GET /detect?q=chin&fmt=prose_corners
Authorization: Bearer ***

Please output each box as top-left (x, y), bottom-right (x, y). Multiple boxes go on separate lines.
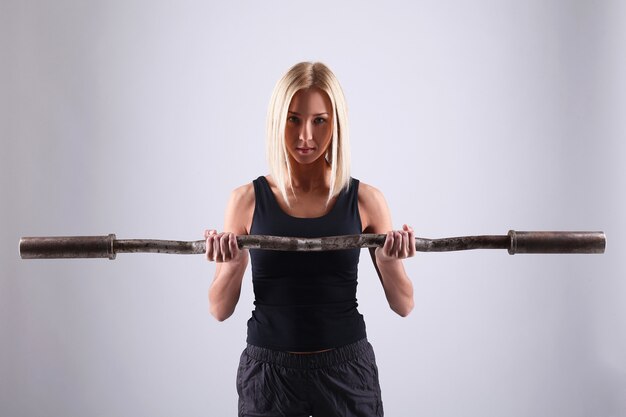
top-left (289, 153), bottom-right (323, 165)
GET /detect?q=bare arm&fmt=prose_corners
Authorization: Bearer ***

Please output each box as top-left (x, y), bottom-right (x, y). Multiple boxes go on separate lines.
top-left (206, 184), bottom-right (254, 321)
top-left (359, 183), bottom-right (415, 317)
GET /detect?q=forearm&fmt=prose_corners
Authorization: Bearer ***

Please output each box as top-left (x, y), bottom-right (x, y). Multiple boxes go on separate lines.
top-left (208, 256), bottom-right (248, 321)
top-left (375, 258), bottom-right (414, 317)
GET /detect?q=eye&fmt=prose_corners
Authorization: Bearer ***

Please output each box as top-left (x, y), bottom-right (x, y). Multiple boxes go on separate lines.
top-left (287, 116), bottom-right (299, 123)
top-left (314, 117), bottom-right (327, 125)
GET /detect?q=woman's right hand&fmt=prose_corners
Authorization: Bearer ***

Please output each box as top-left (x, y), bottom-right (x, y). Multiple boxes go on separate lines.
top-left (204, 229), bottom-right (243, 263)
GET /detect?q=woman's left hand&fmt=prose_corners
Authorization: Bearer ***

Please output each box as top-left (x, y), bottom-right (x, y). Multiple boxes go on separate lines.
top-left (375, 224), bottom-right (416, 263)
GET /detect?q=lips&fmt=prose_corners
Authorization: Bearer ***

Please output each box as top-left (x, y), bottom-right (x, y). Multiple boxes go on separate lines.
top-left (297, 147), bottom-right (315, 154)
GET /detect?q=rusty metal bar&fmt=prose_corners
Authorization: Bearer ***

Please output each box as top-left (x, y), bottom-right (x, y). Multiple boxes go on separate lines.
top-left (19, 231), bottom-right (606, 260)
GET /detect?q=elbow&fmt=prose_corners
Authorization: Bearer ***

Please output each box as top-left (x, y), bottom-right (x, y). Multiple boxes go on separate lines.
top-left (391, 299), bottom-right (414, 318)
top-left (211, 312), bottom-right (230, 322)
top-left (208, 288), bottom-right (234, 322)
top-left (209, 303), bottom-right (232, 322)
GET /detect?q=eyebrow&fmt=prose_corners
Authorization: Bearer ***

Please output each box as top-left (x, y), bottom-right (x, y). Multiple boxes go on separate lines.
top-left (288, 111), bottom-right (329, 116)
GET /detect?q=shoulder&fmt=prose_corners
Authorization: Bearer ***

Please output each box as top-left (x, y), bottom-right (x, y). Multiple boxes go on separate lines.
top-left (228, 181), bottom-right (257, 213)
top-left (357, 181), bottom-right (387, 209)
top-left (224, 181), bottom-right (257, 234)
top-left (230, 181), bottom-right (255, 204)
top-left (357, 181), bottom-right (392, 233)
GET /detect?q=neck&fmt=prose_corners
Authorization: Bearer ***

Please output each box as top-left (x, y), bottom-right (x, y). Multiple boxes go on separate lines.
top-left (287, 157), bottom-right (331, 191)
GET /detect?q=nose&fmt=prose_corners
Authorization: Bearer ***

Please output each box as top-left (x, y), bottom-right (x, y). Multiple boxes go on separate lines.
top-left (299, 120), bottom-right (313, 142)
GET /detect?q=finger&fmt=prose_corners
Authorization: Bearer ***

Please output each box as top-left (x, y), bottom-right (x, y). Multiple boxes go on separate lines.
top-left (401, 230), bottom-right (409, 258)
top-left (205, 236), bottom-right (214, 261)
top-left (229, 233), bottom-right (239, 258)
top-left (213, 234), bottom-right (220, 262)
top-left (220, 233), bottom-right (229, 262)
top-left (407, 226), bottom-right (416, 257)
top-left (393, 231), bottom-right (403, 257)
top-left (383, 231), bottom-right (395, 256)
top-left (376, 232), bottom-right (393, 256)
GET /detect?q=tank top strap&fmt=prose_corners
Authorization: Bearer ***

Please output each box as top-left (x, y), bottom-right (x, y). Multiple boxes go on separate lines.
top-left (252, 175), bottom-right (275, 216)
top-left (328, 177), bottom-right (361, 230)
top-left (347, 177), bottom-right (360, 215)
top-left (325, 177), bottom-right (356, 215)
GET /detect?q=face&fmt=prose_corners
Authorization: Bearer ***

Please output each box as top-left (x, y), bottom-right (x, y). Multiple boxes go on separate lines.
top-left (284, 87), bottom-right (334, 166)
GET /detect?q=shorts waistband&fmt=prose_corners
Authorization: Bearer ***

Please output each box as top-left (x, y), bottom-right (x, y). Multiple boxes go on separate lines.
top-left (244, 338), bottom-right (372, 370)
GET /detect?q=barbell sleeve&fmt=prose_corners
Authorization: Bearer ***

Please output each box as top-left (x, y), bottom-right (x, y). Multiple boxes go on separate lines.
top-left (507, 230), bottom-right (606, 254)
top-left (19, 231), bottom-right (606, 260)
top-left (19, 234), bottom-right (118, 260)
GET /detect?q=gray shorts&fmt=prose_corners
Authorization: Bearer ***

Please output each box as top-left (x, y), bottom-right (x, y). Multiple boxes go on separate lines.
top-left (236, 338), bottom-right (384, 417)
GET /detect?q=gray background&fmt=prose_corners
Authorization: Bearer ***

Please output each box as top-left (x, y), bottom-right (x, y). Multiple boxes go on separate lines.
top-left (2, 0), bottom-right (625, 416)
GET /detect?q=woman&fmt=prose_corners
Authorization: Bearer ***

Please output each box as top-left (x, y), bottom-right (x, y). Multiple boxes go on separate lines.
top-left (205, 62), bottom-right (415, 417)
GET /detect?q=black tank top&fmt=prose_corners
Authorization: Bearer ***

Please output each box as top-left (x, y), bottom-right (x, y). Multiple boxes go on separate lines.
top-left (247, 175), bottom-right (367, 351)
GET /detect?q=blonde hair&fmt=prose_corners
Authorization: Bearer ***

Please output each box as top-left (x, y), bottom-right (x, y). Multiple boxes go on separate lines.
top-left (266, 62), bottom-right (351, 207)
